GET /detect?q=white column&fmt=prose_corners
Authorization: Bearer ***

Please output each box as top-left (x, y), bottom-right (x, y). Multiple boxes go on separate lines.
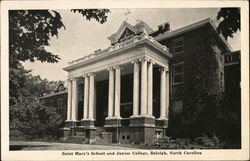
top-left (71, 78), bottom-right (78, 121)
top-left (141, 59), bottom-right (148, 116)
top-left (132, 60), bottom-right (139, 117)
top-left (114, 66), bottom-right (121, 118)
top-left (108, 67), bottom-right (115, 118)
top-left (147, 60), bottom-right (153, 117)
top-left (159, 67), bottom-right (167, 119)
top-left (94, 82), bottom-right (96, 120)
top-left (166, 68), bottom-right (169, 119)
top-left (66, 79), bottom-right (72, 121)
top-left (83, 75), bottom-right (89, 120)
top-left (88, 73), bottom-right (95, 120)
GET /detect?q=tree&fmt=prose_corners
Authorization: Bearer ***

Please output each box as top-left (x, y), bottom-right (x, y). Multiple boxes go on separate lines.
top-left (216, 8), bottom-right (240, 40)
top-left (71, 9), bottom-right (110, 24)
top-left (9, 65), bottom-right (64, 133)
top-left (9, 9), bottom-right (110, 65)
top-left (9, 9), bottom-right (110, 139)
top-left (187, 31), bottom-right (222, 113)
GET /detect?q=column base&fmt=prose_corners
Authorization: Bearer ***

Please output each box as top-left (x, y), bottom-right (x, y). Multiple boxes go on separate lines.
top-left (129, 116), bottom-right (155, 145)
top-left (104, 117), bottom-right (122, 143)
top-left (129, 116), bottom-right (155, 127)
top-left (81, 119), bottom-right (96, 144)
top-left (64, 120), bottom-right (79, 128)
top-left (81, 119), bottom-right (96, 129)
top-left (156, 118), bottom-right (168, 128)
top-left (85, 128), bottom-right (96, 144)
top-left (104, 117), bottom-right (121, 128)
top-left (59, 127), bottom-right (71, 140)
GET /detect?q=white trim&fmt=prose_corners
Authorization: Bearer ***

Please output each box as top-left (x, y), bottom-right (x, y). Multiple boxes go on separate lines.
top-left (40, 91), bottom-right (67, 99)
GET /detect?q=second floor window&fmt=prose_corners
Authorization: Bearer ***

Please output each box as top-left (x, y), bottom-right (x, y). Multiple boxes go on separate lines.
top-left (173, 62), bottom-right (184, 84)
top-left (174, 38), bottom-right (184, 54)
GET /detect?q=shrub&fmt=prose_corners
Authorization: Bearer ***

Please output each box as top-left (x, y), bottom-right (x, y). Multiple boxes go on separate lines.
top-left (194, 134), bottom-right (221, 149)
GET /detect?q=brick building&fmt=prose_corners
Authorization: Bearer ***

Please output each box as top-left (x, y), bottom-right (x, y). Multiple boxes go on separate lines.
top-left (42, 18), bottom-right (235, 144)
top-left (40, 83), bottom-right (68, 121)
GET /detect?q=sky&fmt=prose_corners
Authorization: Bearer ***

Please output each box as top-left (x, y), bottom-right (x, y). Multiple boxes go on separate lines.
top-left (22, 8), bottom-right (241, 81)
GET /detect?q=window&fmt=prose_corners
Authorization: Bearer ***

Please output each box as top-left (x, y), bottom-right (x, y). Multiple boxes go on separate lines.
top-left (58, 98), bottom-right (63, 108)
top-left (173, 62), bottom-right (184, 84)
top-left (174, 38), bottom-right (184, 54)
top-left (173, 99), bottom-right (183, 114)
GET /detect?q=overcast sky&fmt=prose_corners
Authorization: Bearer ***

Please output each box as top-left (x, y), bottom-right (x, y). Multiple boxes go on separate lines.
top-left (22, 8), bottom-right (241, 81)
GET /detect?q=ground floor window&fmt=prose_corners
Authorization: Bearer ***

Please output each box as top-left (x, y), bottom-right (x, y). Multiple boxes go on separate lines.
top-left (172, 99), bottom-right (183, 114)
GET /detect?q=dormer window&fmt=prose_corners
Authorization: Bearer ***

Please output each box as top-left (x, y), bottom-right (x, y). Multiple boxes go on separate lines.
top-left (174, 38), bottom-right (184, 54)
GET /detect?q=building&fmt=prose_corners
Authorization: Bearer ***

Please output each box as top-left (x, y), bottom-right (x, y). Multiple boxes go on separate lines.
top-left (224, 50), bottom-right (241, 113)
top-left (40, 83), bottom-right (68, 121)
top-left (58, 18), bottom-right (232, 144)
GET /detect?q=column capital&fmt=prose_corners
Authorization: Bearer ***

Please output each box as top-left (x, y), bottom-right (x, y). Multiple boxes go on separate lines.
top-left (131, 59), bottom-right (139, 64)
top-left (71, 77), bottom-right (79, 81)
top-left (88, 73), bottom-right (95, 77)
top-left (139, 57), bottom-right (149, 62)
top-left (148, 59), bottom-right (155, 65)
top-left (83, 74), bottom-right (88, 78)
top-left (159, 66), bottom-right (169, 72)
top-left (107, 67), bottom-right (113, 71)
top-left (114, 65), bottom-right (121, 69)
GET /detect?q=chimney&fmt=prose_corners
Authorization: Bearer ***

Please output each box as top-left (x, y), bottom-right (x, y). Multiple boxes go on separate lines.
top-left (157, 22), bottom-right (170, 34)
top-left (158, 24), bottom-right (164, 32)
top-left (164, 22), bottom-right (170, 32)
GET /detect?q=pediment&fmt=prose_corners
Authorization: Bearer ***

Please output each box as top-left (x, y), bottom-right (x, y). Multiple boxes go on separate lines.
top-left (119, 28), bottom-right (135, 42)
top-left (108, 21), bottom-right (136, 45)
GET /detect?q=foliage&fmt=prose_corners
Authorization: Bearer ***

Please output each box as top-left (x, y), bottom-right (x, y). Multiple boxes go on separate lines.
top-left (155, 135), bottom-right (222, 149)
top-left (9, 9), bottom-right (110, 139)
top-left (217, 8), bottom-right (240, 40)
top-left (166, 28), bottom-right (240, 148)
top-left (193, 134), bottom-right (220, 148)
top-left (71, 9), bottom-right (110, 24)
top-left (9, 63), bottom-right (65, 139)
top-left (184, 29), bottom-right (222, 123)
top-left (9, 10), bottom-right (64, 64)
top-left (9, 9), bottom-right (110, 65)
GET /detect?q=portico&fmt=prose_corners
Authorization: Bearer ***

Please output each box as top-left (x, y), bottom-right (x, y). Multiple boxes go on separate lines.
top-left (63, 25), bottom-right (172, 144)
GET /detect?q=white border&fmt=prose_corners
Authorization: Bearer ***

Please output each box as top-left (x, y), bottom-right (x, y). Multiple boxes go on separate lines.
top-left (1, 0), bottom-right (249, 160)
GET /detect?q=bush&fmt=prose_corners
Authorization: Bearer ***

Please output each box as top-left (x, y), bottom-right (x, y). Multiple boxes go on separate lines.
top-left (10, 98), bottom-right (65, 140)
top-left (194, 134), bottom-right (221, 149)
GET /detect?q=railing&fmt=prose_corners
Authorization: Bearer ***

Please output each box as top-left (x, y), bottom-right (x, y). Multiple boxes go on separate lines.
top-left (68, 32), bottom-right (169, 66)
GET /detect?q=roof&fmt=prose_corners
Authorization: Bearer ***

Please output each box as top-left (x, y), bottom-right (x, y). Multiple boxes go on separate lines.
top-left (154, 18), bottom-right (232, 52)
top-left (40, 90), bottom-right (67, 99)
top-left (108, 20), bottom-right (154, 45)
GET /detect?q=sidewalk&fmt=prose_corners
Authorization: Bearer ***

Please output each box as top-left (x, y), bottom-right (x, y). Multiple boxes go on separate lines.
top-left (9, 141), bottom-right (154, 150)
